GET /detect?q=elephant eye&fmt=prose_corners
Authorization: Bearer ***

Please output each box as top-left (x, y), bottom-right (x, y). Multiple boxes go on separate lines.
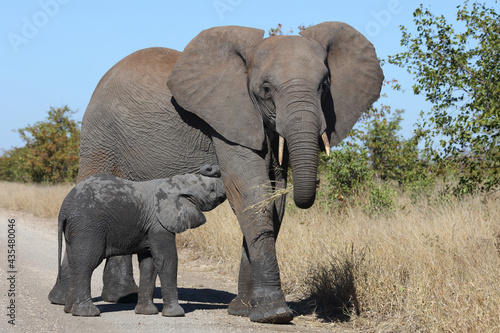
top-left (262, 84), bottom-right (272, 99)
top-left (321, 78), bottom-right (330, 93)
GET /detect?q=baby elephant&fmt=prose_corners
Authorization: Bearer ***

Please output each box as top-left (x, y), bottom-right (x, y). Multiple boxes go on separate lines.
top-left (55, 164), bottom-right (225, 317)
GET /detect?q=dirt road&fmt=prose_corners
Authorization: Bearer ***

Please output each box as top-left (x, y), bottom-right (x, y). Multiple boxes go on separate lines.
top-left (0, 209), bottom-right (335, 332)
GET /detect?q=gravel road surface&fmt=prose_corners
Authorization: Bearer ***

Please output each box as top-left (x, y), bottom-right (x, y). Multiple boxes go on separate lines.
top-left (1, 209), bottom-right (337, 332)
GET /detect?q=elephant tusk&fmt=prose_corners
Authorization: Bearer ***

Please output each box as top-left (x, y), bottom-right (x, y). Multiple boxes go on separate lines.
top-left (322, 132), bottom-right (330, 156)
top-left (278, 136), bottom-right (285, 166)
top-left (278, 134), bottom-right (329, 165)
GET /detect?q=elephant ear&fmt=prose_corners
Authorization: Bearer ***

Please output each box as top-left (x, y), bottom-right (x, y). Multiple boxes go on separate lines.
top-left (167, 26), bottom-right (265, 151)
top-left (155, 187), bottom-right (206, 234)
top-left (300, 22), bottom-right (384, 147)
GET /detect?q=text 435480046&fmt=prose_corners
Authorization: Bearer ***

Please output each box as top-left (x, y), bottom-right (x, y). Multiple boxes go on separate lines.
top-left (7, 218), bottom-right (16, 326)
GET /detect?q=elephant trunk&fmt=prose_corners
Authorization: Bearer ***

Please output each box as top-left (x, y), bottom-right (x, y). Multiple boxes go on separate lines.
top-left (283, 112), bottom-right (321, 209)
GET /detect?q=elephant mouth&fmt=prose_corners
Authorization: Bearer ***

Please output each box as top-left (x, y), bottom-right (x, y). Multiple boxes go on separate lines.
top-left (183, 194), bottom-right (199, 207)
top-left (278, 132), bottom-right (330, 165)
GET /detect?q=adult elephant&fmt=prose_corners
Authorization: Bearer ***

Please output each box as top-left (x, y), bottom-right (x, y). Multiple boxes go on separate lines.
top-left (49, 22), bottom-right (383, 323)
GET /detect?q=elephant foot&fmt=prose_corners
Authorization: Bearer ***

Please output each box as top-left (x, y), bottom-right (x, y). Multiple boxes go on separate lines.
top-left (161, 303), bottom-right (185, 317)
top-left (48, 280), bottom-right (68, 305)
top-left (135, 302), bottom-right (159, 315)
top-left (249, 289), bottom-right (293, 324)
top-left (101, 283), bottom-right (138, 303)
top-left (227, 295), bottom-right (252, 317)
top-left (67, 299), bottom-right (100, 317)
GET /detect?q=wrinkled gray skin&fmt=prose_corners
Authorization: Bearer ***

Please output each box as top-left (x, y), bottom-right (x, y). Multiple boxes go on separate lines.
top-left (49, 22), bottom-right (383, 323)
top-left (53, 165), bottom-right (226, 317)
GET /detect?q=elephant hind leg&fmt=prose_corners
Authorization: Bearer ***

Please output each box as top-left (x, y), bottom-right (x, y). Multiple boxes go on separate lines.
top-left (101, 255), bottom-right (138, 303)
top-left (64, 242), bottom-right (103, 316)
top-left (48, 253), bottom-right (70, 305)
top-left (64, 226), bottom-right (106, 317)
top-left (69, 295), bottom-right (100, 317)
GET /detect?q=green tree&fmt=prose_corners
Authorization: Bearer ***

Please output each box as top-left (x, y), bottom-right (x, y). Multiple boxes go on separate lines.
top-left (320, 141), bottom-right (373, 207)
top-left (268, 23), bottom-right (307, 37)
top-left (0, 106), bottom-right (81, 183)
top-left (388, 1), bottom-right (500, 194)
top-left (0, 146), bottom-right (30, 182)
top-left (360, 108), bottom-right (434, 188)
top-left (320, 84), bottom-right (435, 209)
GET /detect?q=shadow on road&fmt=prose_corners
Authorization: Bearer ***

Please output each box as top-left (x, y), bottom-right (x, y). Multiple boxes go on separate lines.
top-left (93, 287), bottom-right (352, 323)
top-left (94, 287), bottom-right (236, 314)
top-left (287, 297), bottom-right (353, 323)
top-left (178, 287), bottom-right (235, 313)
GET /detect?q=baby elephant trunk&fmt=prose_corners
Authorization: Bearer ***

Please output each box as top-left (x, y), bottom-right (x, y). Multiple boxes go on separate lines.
top-left (200, 164), bottom-right (221, 178)
top-left (198, 164), bottom-right (226, 211)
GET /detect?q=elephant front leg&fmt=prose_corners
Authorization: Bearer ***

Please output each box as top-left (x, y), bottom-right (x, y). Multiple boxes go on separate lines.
top-left (229, 174), bottom-right (288, 319)
top-left (213, 136), bottom-right (293, 324)
top-left (135, 252), bottom-right (159, 315)
top-left (240, 212), bottom-right (292, 324)
top-left (149, 232), bottom-right (185, 317)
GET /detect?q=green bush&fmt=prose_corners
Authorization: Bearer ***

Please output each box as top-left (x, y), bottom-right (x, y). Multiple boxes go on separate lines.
top-left (319, 106), bottom-right (436, 213)
top-left (0, 106), bottom-right (80, 183)
top-left (0, 147), bottom-right (31, 182)
top-left (360, 109), bottom-right (436, 191)
top-left (321, 142), bottom-right (373, 207)
top-left (363, 184), bottom-right (397, 216)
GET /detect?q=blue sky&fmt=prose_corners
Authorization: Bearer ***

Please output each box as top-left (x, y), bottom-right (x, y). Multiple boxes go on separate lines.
top-left (1, 1), bottom-right (493, 152)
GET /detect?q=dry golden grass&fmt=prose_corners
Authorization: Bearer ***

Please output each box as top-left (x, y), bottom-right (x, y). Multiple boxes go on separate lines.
top-left (182, 191), bottom-right (500, 332)
top-left (0, 181), bottom-right (74, 217)
top-left (2, 180), bottom-right (498, 332)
